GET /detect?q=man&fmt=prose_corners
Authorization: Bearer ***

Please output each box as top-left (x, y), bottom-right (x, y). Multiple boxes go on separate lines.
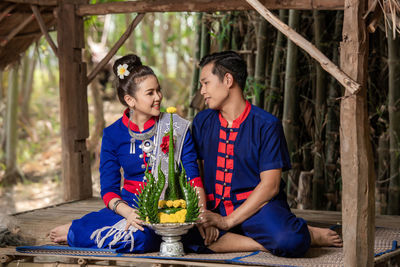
top-left (192, 51), bottom-right (342, 257)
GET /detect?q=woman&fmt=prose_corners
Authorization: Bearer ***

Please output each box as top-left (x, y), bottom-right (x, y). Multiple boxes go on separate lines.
top-left (49, 54), bottom-right (217, 253)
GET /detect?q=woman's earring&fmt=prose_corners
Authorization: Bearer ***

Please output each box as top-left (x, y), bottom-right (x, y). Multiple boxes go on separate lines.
top-left (129, 108), bottom-right (134, 118)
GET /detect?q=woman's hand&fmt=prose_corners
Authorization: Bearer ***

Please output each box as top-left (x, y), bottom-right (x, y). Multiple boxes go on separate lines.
top-left (124, 208), bottom-right (144, 231)
top-left (201, 210), bottom-right (231, 231)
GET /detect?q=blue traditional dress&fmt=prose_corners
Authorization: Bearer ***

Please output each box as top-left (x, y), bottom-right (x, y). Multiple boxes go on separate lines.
top-left (192, 101), bottom-right (311, 257)
top-left (67, 109), bottom-right (203, 253)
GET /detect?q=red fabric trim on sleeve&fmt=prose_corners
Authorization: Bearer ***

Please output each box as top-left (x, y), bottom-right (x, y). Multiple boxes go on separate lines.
top-left (236, 190), bottom-right (254, 201)
top-left (188, 177), bottom-right (204, 188)
top-left (103, 192), bottom-right (122, 208)
top-left (123, 180), bottom-right (146, 194)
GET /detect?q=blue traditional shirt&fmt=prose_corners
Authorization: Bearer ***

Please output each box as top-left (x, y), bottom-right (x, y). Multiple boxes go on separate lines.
top-left (192, 101), bottom-right (291, 216)
top-left (100, 109), bottom-right (203, 207)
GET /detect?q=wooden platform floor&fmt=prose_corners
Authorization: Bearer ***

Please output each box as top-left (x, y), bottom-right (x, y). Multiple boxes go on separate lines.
top-left (1, 197), bottom-right (400, 266)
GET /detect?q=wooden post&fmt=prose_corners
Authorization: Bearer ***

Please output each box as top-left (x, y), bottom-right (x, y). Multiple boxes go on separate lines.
top-left (57, 0), bottom-right (92, 201)
top-left (340, 0), bottom-right (375, 265)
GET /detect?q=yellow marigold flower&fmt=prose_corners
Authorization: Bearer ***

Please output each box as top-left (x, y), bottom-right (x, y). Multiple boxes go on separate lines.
top-left (176, 213), bottom-right (185, 223)
top-left (168, 213), bottom-right (177, 223)
top-left (180, 199), bottom-right (187, 208)
top-left (173, 200), bottom-right (181, 208)
top-left (158, 200), bottom-right (166, 208)
top-left (166, 107), bottom-right (177, 114)
top-left (159, 212), bottom-right (168, 223)
top-left (146, 216), bottom-right (149, 223)
top-left (176, 209), bottom-right (187, 223)
top-left (166, 200), bottom-right (174, 208)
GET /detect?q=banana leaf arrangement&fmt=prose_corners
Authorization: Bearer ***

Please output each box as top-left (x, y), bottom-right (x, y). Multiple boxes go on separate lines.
top-left (135, 107), bottom-right (200, 224)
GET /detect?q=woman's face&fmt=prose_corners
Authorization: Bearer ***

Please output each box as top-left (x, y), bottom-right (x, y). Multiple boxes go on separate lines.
top-left (125, 75), bottom-right (163, 119)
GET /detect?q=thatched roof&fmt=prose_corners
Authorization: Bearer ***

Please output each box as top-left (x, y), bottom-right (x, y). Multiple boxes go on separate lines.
top-left (0, 1), bottom-right (57, 70)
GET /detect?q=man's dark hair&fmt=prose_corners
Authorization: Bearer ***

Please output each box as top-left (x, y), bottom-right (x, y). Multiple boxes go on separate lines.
top-left (199, 51), bottom-right (248, 90)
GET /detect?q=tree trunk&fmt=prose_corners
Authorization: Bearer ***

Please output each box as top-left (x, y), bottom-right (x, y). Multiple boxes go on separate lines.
top-left (312, 10), bottom-right (326, 210)
top-left (388, 29), bottom-right (400, 215)
top-left (244, 12), bottom-right (256, 81)
top-left (3, 64), bottom-right (22, 186)
top-left (325, 11), bottom-right (342, 211)
top-left (0, 70), bottom-right (4, 153)
top-left (254, 16), bottom-right (268, 108)
top-left (282, 9), bottom-right (300, 201)
top-left (87, 79), bottom-right (105, 154)
top-left (20, 48), bottom-right (37, 125)
top-left (267, 10), bottom-right (287, 117)
top-left (189, 13), bottom-right (203, 119)
top-left (142, 14), bottom-right (156, 66)
top-left (297, 170), bottom-right (313, 209)
top-left (125, 14), bottom-right (136, 52)
top-left (157, 13), bottom-right (168, 76)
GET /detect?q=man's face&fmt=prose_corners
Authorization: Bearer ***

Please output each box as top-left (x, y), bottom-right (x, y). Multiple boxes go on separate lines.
top-left (199, 63), bottom-right (229, 110)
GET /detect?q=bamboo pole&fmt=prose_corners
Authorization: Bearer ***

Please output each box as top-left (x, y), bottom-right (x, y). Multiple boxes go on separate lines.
top-left (246, 0), bottom-right (361, 95)
top-left (282, 9), bottom-right (300, 200)
top-left (86, 13), bottom-right (144, 85)
top-left (312, 10), bottom-right (326, 210)
top-left (31, 5), bottom-right (58, 57)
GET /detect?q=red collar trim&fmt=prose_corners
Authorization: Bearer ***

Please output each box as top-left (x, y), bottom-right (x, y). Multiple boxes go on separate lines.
top-left (122, 108), bottom-right (156, 132)
top-left (218, 101), bottom-right (251, 128)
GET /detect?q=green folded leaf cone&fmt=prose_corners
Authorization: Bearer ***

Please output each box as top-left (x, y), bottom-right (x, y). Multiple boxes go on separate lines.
top-left (136, 111), bottom-right (199, 223)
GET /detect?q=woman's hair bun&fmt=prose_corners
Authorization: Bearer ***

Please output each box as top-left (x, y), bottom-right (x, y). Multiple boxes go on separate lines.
top-left (113, 54), bottom-right (143, 78)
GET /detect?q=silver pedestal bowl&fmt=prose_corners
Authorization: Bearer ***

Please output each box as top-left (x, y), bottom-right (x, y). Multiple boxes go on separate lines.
top-left (144, 222), bottom-right (196, 257)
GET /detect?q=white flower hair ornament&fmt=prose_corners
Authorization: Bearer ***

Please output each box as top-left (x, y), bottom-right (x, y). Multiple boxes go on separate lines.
top-left (117, 63), bottom-right (130, 79)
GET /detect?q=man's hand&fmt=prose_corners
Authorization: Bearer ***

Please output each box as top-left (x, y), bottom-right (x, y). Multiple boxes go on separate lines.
top-left (197, 225), bottom-right (220, 246)
top-left (201, 210), bottom-right (231, 231)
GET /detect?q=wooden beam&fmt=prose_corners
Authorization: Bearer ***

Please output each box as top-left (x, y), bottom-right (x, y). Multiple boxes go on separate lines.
top-left (0, 13), bottom-right (34, 47)
top-left (340, 0), bottom-right (375, 265)
top-left (87, 13), bottom-right (144, 85)
top-left (0, 4), bottom-right (16, 24)
top-left (246, 0), bottom-right (361, 95)
top-left (76, 0), bottom-right (345, 16)
top-left (31, 5), bottom-right (58, 57)
top-left (57, 0), bottom-right (92, 201)
top-left (4, 0), bottom-right (57, 6)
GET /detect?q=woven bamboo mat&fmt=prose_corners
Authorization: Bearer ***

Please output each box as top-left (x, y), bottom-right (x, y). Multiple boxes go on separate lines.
top-left (15, 227), bottom-right (400, 266)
